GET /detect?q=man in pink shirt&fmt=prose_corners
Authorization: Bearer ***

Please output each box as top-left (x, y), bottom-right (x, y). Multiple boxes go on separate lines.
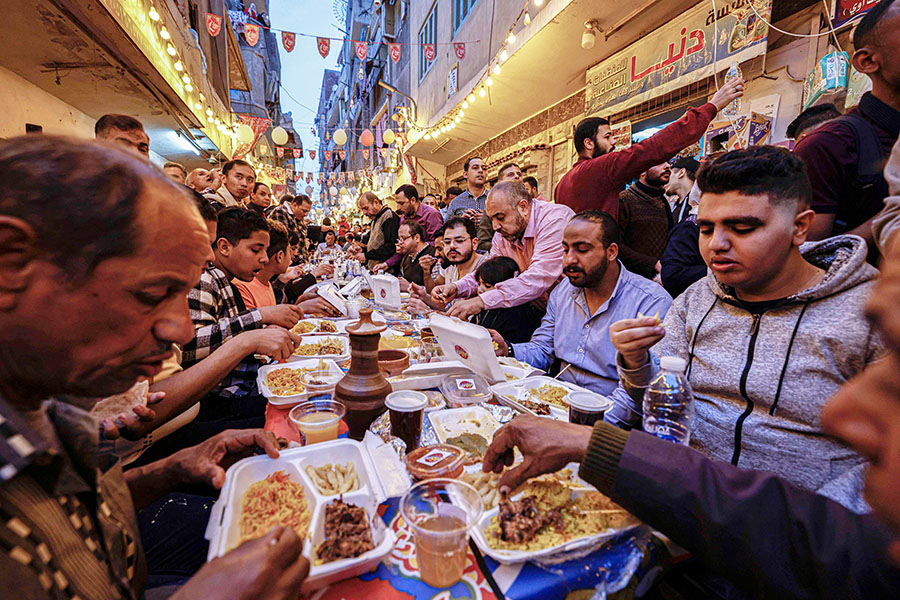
top-left (434, 180), bottom-right (574, 318)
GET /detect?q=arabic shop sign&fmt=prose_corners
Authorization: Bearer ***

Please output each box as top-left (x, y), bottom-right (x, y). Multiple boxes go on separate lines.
top-left (585, 0), bottom-right (772, 117)
top-left (831, 0), bottom-right (879, 28)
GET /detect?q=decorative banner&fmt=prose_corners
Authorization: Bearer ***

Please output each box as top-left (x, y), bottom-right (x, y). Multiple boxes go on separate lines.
top-left (610, 120), bottom-right (633, 150)
top-left (309, 150), bottom-right (316, 159)
top-left (282, 31), bottom-right (295, 52)
top-left (355, 41), bottom-right (368, 60)
top-left (232, 114), bottom-right (271, 160)
top-left (585, 0), bottom-right (771, 117)
top-left (244, 23), bottom-right (260, 46)
top-left (324, 150), bottom-right (332, 161)
top-left (380, 148), bottom-right (389, 158)
top-left (317, 37), bottom-right (330, 58)
top-left (348, 172), bottom-right (355, 181)
top-left (362, 149), bottom-right (370, 160)
top-left (206, 13), bottom-right (222, 37)
top-left (405, 154), bottom-right (418, 185)
top-left (338, 173), bottom-right (345, 183)
top-left (389, 43), bottom-right (402, 63)
top-left (276, 146), bottom-right (284, 157)
top-left (306, 173), bottom-right (313, 183)
top-left (454, 43), bottom-right (466, 60)
top-left (293, 149), bottom-right (301, 158)
top-left (338, 150), bottom-right (346, 160)
top-left (424, 43), bottom-right (436, 63)
top-left (832, 0), bottom-right (879, 27)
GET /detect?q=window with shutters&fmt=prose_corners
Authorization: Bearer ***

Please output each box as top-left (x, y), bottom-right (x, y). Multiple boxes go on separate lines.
top-left (418, 5), bottom-right (437, 81)
top-left (453, 0), bottom-right (478, 35)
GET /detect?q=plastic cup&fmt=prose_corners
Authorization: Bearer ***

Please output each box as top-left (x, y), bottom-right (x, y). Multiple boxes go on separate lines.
top-left (289, 399), bottom-right (346, 445)
top-left (421, 340), bottom-right (443, 363)
top-left (300, 370), bottom-right (343, 401)
top-left (567, 392), bottom-right (609, 427)
top-left (400, 478), bottom-right (483, 588)
top-left (346, 297), bottom-right (366, 319)
top-left (386, 391), bottom-right (427, 452)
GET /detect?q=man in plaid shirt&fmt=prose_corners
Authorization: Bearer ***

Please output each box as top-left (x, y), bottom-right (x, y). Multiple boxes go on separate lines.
top-left (268, 193), bottom-right (312, 257)
top-left (183, 208), bottom-right (303, 413)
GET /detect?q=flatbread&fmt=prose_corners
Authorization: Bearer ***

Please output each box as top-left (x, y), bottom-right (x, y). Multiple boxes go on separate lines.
top-left (91, 380), bottom-right (149, 421)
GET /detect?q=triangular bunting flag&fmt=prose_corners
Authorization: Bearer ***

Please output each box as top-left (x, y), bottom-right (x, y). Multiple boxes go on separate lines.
top-left (454, 43), bottom-right (466, 60)
top-left (354, 41), bottom-right (368, 60)
top-left (389, 43), bottom-right (401, 63)
top-left (324, 150), bottom-right (332, 161)
top-left (276, 147), bottom-right (284, 157)
top-left (206, 13), bottom-right (222, 37)
top-left (362, 149), bottom-right (370, 159)
top-left (424, 43), bottom-right (436, 62)
top-left (244, 23), bottom-right (259, 46)
top-left (380, 148), bottom-right (389, 158)
top-left (338, 150), bottom-right (346, 160)
top-left (293, 149), bottom-right (301, 158)
top-left (317, 37), bottom-right (330, 58)
top-left (309, 150), bottom-right (316, 160)
top-left (281, 32), bottom-right (295, 52)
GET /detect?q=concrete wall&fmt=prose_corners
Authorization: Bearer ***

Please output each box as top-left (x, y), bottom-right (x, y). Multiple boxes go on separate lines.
top-left (0, 66), bottom-right (95, 139)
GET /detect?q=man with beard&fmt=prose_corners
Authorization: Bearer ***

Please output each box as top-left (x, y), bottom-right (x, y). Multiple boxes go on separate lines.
top-left (617, 162), bottom-right (673, 279)
top-left (412, 217), bottom-right (487, 310)
top-left (489, 211), bottom-right (671, 425)
top-left (435, 181), bottom-right (574, 320)
top-left (554, 78), bottom-right (743, 217)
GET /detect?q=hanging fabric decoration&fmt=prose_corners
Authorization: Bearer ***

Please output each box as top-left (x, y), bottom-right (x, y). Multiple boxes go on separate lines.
top-left (281, 31), bottom-right (295, 52)
top-left (348, 171), bottom-right (355, 181)
top-left (306, 172), bottom-right (313, 183)
top-left (338, 150), bottom-right (346, 160)
top-left (389, 43), bottom-right (401, 63)
top-left (244, 23), bottom-right (260, 46)
top-left (424, 43), bottom-right (436, 62)
top-left (324, 150), bottom-right (332, 161)
top-left (362, 149), bottom-right (370, 160)
top-left (206, 13), bottom-right (223, 37)
top-left (454, 43), bottom-right (466, 60)
top-left (380, 148), bottom-right (389, 158)
top-left (309, 150), bottom-right (316, 160)
top-left (317, 173), bottom-right (324, 183)
top-left (354, 41), bottom-right (368, 61)
top-left (317, 37), bottom-right (330, 58)
top-left (276, 147), bottom-right (284, 157)
top-left (292, 149), bottom-right (301, 158)
top-left (338, 172), bottom-right (345, 183)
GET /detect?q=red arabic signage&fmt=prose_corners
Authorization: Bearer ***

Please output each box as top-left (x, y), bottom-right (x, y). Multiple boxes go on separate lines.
top-left (585, 0), bottom-right (771, 116)
top-left (831, 0), bottom-right (879, 27)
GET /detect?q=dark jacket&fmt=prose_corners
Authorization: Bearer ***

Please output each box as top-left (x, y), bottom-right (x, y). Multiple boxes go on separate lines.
top-left (580, 423), bottom-right (900, 599)
top-left (363, 206), bottom-right (400, 265)
top-left (617, 181), bottom-right (673, 279)
top-left (660, 215), bottom-right (706, 298)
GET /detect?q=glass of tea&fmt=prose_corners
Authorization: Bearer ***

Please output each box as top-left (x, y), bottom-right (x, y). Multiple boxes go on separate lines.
top-left (289, 399), bottom-right (346, 445)
top-left (385, 391), bottom-right (427, 452)
top-left (567, 392), bottom-right (610, 427)
top-left (400, 478), bottom-right (482, 589)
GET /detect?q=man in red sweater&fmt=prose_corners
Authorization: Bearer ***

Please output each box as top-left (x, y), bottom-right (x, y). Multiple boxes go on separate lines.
top-left (555, 78), bottom-right (744, 219)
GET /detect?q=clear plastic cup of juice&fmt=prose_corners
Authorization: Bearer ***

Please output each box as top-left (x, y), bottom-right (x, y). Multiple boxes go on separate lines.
top-left (400, 478), bottom-right (482, 588)
top-left (289, 398), bottom-right (345, 445)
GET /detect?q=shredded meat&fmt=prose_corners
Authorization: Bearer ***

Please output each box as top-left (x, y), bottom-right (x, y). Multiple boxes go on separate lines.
top-left (498, 495), bottom-right (566, 543)
top-left (316, 499), bottom-right (374, 562)
top-left (520, 399), bottom-right (551, 416)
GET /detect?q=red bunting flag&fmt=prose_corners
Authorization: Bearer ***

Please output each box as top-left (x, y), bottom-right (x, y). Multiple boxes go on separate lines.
top-left (324, 150), bottom-right (332, 161)
top-left (362, 149), bottom-right (370, 159)
top-left (281, 32), bottom-right (295, 52)
top-left (244, 23), bottom-right (259, 46)
top-left (317, 37), bottom-right (330, 58)
top-left (454, 43), bottom-right (466, 60)
top-left (424, 43), bottom-right (436, 62)
top-left (276, 147), bottom-right (284, 157)
top-left (306, 173), bottom-right (312, 183)
top-left (206, 13), bottom-right (222, 37)
top-left (348, 171), bottom-right (355, 181)
top-left (354, 41), bottom-right (368, 60)
top-left (292, 149), bottom-right (301, 158)
top-left (389, 43), bottom-right (401, 63)
top-left (309, 150), bottom-right (316, 159)
top-left (338, 150), bottom-right (346, 160)
top-left (380, 148), bottom-right (389, 158)
top-left (338, 172), bottom-right (345, 183)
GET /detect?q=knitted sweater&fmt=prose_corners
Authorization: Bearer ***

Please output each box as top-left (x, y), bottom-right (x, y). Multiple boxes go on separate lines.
top-left (617, 182), bottom-right (672, 279)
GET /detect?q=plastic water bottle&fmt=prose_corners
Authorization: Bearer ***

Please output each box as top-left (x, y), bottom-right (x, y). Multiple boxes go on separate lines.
top-left (643, 356), bottom-right (694, 445)
top-left (722, 62), bottom-right (743, 117)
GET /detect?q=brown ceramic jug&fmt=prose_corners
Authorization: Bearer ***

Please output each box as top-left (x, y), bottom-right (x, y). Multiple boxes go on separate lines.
top-left (334, 308), bottom-right (393, 440)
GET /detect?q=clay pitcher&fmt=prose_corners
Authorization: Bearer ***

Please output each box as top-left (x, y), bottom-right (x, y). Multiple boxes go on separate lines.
top-left (334, 308), bottom-right (393, 440)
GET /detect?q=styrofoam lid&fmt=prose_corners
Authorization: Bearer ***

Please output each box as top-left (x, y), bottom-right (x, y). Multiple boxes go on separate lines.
top-left (659, 356), bottom-right (687, 373)
top-left (385, 391), bottom-right (428, 412)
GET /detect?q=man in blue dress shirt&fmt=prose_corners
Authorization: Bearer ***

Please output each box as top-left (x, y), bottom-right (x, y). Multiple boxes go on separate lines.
top-left (490, 210), bottom-right (672, 427)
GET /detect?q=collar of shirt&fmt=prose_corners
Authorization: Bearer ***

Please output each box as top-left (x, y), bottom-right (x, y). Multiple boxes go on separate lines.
top-left (859, 92), bottom-right (900, 137)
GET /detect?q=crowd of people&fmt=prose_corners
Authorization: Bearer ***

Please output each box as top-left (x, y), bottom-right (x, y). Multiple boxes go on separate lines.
top-left (1, 2), bottom-right (900, 598)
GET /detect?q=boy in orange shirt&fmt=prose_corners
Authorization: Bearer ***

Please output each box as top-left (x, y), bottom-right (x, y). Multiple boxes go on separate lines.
top-left (234, 221), bottom-right (292, 309)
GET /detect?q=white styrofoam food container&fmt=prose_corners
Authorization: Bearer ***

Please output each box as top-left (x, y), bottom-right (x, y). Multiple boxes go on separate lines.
top-left (372, 274), bottom-right (402, 311)
top-left (428, 314), bottom-right (506, 384)
top-left (470, 487), bottom-right (640, 565)
top-left (205, 439), bottom-right (399, 592)
top-left (490, 376), bottom-right (612, 421)
top-left (256, 359), bottom-right (344, 406)
top-left (317, 283), bottom-right (348, 315)
top-left (428, 405), bottom-right (502, 444)
top-left (292, 318), bottom-right (345, 336)
top-left (286, 335), bottom-right (350, 363)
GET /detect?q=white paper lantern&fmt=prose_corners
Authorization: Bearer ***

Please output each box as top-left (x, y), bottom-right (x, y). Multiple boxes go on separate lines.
top-left (271, 126), bottom-right (288, 146)
top-left (237, 124), bottom-right (255, 144)
top-left (382, 129), bottom-right (396, 145)
top-left (333, 128), bottom-right (348, 146)
top-left (330, 186), bottom-right (338, 196)
top-left (407, 129), bottom-right (421, 144)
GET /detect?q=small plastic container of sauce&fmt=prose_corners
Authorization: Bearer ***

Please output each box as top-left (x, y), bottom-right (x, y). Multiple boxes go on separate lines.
top-left (405, 444), bottom-right (465, 480)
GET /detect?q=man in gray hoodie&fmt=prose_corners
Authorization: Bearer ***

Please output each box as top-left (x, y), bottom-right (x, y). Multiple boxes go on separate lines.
top-left (609, 146), bottom-right (884, 512)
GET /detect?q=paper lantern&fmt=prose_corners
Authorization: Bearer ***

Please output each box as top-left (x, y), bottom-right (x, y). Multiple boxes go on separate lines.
top-left (330, 186), bottom-right (338, 196)
top-left (305, 185), bottom-right (314, 195)
top-left (271, 126), bottom-right (288, 146)
top-left (333, 128), bottom-right (348, 146)
top-left (237, 124), bottom-right (255, 144)
top-left (360, 128), bottom-right (375, 147)
top-left (382, 129), bottom-right (396, 145)
top-left (407, 129), bottom-right (421, 144)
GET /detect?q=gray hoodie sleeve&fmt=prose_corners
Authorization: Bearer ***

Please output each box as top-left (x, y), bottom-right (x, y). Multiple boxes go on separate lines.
top-left (872, 137), bottom-right (900, 253)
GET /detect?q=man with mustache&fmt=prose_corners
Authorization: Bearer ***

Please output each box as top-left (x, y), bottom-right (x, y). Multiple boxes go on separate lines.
top-left (617, 162), bottom-right (674, 280)
top-left (488, 210), bottom-right (671, 426)
top-left (412, 217), bottom-right (487, 310)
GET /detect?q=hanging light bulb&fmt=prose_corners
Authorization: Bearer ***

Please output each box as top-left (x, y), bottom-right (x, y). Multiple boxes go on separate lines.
top-left (534, 0), bottom-right (543, 5)
top-left (160, 27), bottom-right (170, 40)
top-left (454, 116), bottom-right (461, 124)
top-left (174, 61), bottom-right (184, 71)
top-left (182, 74), bottom-right (191, 84)
top-left (459, 110), bottom-right (465, 118)
top-left (468, 93), bottom-right (476, 103)
top-left (500, 49), bottom-right (509, 61)
top-left (493, 64), bottom-right (501, 75)
top-left (479, 87), bottom-right (486, 97)
top-left (205, 108), bottom-right (213, 117)
top-left (185, 83), bottom-right (193, 92)
top-left (166, 44), bottom-right (176, 56)
top-left (149, 5), bottom-right (160, 21)
top-left (462, 100), bottom-right (469, 109)
top-left (507, 32), bottom-right (516, 44)
top-left (193, 102), bottom-right (202, 110)
top-left (486, 76), bottom-right (494, 86)
top-left (524, 11), bottom-right (531, 25)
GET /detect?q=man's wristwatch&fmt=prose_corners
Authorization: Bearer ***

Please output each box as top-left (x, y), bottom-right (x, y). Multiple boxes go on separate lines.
top-left (507, 344), bottom-right (515, 358)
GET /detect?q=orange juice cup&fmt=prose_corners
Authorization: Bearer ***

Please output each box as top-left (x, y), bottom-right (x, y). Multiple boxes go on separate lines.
top-left (289, 399), bottom-right (345, 445)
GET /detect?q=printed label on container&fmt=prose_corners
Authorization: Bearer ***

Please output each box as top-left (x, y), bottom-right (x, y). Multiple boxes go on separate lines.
top-left (454, 345), bottom-right (469, 360)
top-left (456, 378), bottom-right (475, 391)
top-left (416, 448), bottom-right (455, 467)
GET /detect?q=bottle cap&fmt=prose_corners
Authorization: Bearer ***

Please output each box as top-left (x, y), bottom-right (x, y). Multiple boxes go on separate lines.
top-left (659, 356), bottom-right (687, 373)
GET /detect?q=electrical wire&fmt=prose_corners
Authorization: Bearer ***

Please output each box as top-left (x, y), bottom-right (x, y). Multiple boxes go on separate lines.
top-left (745, 0), bottom-right (865, 38)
